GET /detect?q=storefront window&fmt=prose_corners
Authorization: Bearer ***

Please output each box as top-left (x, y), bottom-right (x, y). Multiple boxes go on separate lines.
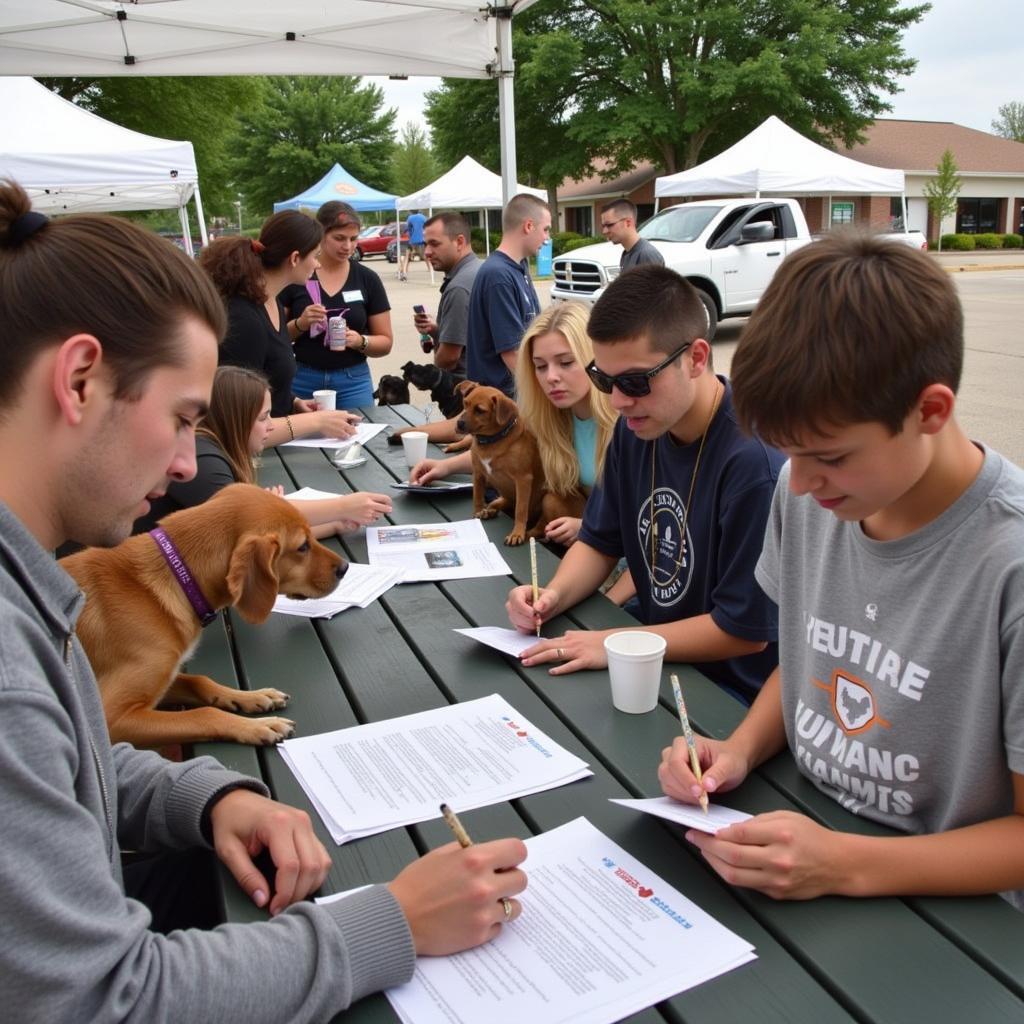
top-left (956, 198), bottom-right (999, 234)
top-left (831, 201), bottom-right (854, 225)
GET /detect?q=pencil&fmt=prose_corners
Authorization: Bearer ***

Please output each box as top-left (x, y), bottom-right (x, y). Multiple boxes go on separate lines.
top-left (529, 536), bottom-right (540, 637)
top-left (439, 802), bottom-right (473, 848)
top-left (670, 673), bottom-right (709, 814)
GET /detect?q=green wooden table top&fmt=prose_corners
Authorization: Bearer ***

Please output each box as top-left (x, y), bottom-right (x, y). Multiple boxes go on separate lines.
top-left (188, 405), bottom-right (1024, 1024)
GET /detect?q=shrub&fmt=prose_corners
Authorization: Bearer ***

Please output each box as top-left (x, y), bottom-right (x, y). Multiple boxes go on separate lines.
top-left (941, 233), bottom-right (975, 251)
top-left (469, 228), bottom-right (503, 255)
top-left (561, 235), bottom-right (605, 254)
top-left (973, 233), bottom-right (1002, 250)
top-left (551, 230), bottom-right (583, 257)
top-left (1002, 233), bottom-right (1023, 249)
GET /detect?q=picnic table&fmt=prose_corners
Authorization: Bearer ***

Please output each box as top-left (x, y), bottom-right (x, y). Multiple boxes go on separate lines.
top-left (192, 404), bottom-right (1024, 1024)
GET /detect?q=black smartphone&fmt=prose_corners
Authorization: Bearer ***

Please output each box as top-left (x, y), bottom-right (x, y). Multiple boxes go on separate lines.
top-left (414, 305), bottom-right (433, 352)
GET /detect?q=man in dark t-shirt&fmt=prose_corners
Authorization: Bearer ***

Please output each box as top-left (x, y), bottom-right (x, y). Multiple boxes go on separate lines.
top-left (600, 198), bottom-right (664, 271)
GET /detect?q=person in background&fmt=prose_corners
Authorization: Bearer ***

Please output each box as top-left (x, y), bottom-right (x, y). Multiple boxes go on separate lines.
top-left (466, 193), bottom-right (550, 397)
top-left (134, 366), bottom-right (391, 537)
top-left (400, 208), bottom-right (427, 281)
top-left (600, 199), bottom-right (664, 270)
top-left (199, 210), bottom-right (358, 446)
top-left (283, 201), bottom-right (394, 410)
top-left (0, 176), bottom-right (528, 1022)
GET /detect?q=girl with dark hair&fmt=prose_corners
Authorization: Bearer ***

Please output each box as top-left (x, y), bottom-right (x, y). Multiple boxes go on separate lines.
top-left (199, 210), bottom-right (359, 446)
top-left (135, 366), bottom-right (391, 536)
top-left (281, 201), bottom-right (394, 409)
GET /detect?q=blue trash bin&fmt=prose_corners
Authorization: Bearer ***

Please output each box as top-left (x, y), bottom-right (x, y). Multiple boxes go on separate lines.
top-left (535, 238), bottom-right (553, 277)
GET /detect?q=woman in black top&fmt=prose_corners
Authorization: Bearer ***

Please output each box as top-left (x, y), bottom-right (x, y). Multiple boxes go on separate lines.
top-left (282, 201), bottom-right (393, 409)
top-left (199, 210), bottom-right (359, 446)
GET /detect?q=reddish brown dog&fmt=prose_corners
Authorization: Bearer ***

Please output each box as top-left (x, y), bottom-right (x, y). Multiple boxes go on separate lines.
top-left (455, 380), bottom-right (584, 545)
top-left (61, 484), bottom-right (346, 748)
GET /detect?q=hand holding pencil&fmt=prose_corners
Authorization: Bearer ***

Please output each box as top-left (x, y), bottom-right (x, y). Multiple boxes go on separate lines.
top-left (670, 674), bottom-right (709, 814)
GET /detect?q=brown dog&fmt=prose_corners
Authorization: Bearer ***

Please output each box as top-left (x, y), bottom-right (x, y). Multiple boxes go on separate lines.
top-left (61, 484), bottom-right (346, 748)
top-left (455, 380), bottom-right (584, 545)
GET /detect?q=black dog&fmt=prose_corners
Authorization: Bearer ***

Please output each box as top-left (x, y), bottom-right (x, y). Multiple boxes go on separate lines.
top-left (374, 374), bottom-right (411, 406)
top-left (400, 361), bottom-right (464, 418)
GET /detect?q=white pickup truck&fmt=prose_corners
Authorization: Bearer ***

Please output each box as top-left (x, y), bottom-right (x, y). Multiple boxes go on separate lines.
top-left (551, 198), bottom-right (924, 339)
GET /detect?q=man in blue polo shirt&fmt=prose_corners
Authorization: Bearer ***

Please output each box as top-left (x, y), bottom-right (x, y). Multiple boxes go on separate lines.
top-left (467, 194), bottom-right (550, 396)
top-left (400, 209), bottom-right (427, 281)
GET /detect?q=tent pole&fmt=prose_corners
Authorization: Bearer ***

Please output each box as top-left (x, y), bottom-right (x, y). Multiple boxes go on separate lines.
top-left (178, 204), bottom-right (193, 257)
top-left (496, 10), bottom-right (517, 205)
top-left (900, 193), bottom-right (908, 233)
top-left (482, 208), bottom-right (489, 255)
top-left (429, 206), bottom-right (435, 286)
top-left (395, 201), bottom-right (402, 276)
top-left (192, 186), bottom-right (209, 247)
top-left (654, 197), bottom-right (660, 215)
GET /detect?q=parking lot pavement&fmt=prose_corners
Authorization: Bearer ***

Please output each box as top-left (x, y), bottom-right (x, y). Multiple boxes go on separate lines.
top-left (370, 257), bottom-right (1023, 467)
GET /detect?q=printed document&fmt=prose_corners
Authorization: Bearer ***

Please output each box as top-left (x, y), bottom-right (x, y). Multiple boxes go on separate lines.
top-left (611, 796), bottom-right (753, 834)
top-left (280, 693), bottom-right (592, 844)
top-left (386, 816), bottom-right (756, 1024)
top-left (282, 421), bottom-right (388, 448)
top-left (366, 519), bottom-right (512, 582)
top-left (272, 562), bottom-right (404, 618)
top-left (455, 626), bottom-right (537, 658)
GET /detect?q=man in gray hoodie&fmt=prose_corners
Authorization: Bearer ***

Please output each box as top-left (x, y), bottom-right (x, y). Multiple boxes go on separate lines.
top-left (0, 180), bottom-right (526, 1023)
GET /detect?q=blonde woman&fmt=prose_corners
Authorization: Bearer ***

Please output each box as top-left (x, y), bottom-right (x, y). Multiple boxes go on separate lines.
top-left (411, 302), bottom-right (616, 546)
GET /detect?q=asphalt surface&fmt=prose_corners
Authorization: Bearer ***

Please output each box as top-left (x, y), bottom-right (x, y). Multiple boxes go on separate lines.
top-left (367, 253), bottom-right (1024, 467)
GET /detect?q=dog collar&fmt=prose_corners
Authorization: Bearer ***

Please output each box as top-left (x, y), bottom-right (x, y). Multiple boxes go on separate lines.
top-left (474, 416), bottom-right (519, 446)
top-left (149, 528), bottom-right (218, 627)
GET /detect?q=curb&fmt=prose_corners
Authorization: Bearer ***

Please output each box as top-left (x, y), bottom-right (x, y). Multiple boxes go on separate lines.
top-left (939, 262), bottom-right (1024, 274)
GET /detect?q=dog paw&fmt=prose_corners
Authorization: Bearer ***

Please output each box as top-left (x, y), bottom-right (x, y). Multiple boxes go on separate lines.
top-left (246, 717), bottom-right (296, 745)
top-left (239, 687), bottom-right (290, 712)
top-left (504, 531), bottom-right (526, 546)
top-left (476, 509), bottom-right (497, 520)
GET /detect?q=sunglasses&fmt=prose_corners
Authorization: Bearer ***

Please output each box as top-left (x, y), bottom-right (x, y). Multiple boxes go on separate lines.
top-left (585, 341), bottom-right (692, 397)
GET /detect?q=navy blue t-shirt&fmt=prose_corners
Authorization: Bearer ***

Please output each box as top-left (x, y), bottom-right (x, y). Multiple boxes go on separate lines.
top-left (579, 379), bottom-right (784, 704)
top-left (467, 251), bottom-right (540, 396)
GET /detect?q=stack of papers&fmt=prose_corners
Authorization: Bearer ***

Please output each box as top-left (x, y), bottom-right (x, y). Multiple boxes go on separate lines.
top-left (282, 421), bottom-right (388, 448)
top-left (366, 519), bottom-right (512, 582)
top-left (279, 694), bottom-right (592, 844)
top-left (384, 816), bottom-right (756, 1024)
top-left (273, 562), bottom-right (404, 619)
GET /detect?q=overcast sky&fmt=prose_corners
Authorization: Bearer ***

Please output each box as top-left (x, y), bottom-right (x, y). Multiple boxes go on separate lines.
top-left (370, 0), bottom-right (1019, 138)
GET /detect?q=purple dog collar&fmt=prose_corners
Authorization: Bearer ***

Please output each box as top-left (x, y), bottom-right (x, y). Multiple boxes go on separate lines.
top-left (149, 527), bottom-right (218, 627)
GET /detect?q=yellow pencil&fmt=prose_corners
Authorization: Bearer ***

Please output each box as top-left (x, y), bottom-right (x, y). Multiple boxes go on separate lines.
top-left (529, 536), bottom-right (541, 637)
top-left (670, 673), bottom-right (709, 814)
top-left (439, 802), bottom-right (473, 848)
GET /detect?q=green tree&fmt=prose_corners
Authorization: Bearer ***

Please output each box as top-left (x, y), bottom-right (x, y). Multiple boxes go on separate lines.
top-left (429, 0), bottom-right (926, 191)
top-left (230, 77), bottom-right (396, 218)
top-left (38, 76), bottom-right (262, 219)
top-left (991, 101), bottom-right (1024, 143)
top-left (391, 123), bottom-right (440, 196)
top-left (923, 148), bottom-right (962, 251)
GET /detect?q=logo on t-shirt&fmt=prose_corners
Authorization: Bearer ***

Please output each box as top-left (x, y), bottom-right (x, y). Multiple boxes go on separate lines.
top-left (813, 669), bottom-right (891, 736)
top-left (640, 486), bottom-right (693, 608)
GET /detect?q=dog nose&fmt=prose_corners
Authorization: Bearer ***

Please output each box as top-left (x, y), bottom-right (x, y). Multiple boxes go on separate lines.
top-left (335, 560), bottom-right (349, 580)
top-left (456, 418), bottom-right (466, 433)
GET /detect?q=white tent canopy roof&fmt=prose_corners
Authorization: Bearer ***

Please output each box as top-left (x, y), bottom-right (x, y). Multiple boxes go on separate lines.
top-left (397, 156), bottom-right (545, 211)
top-left (0, 76), bottom-right (198, 214)
top-left (655, 116), bottom-right (904, 197)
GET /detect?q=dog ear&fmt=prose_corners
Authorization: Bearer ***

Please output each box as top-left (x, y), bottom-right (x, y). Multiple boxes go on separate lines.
top-left (455, 379), bottom-right (478, 398)
top-left (494, 393), bottom-right (518, 427)
top-left (226, 533), bottom-right (282, 623)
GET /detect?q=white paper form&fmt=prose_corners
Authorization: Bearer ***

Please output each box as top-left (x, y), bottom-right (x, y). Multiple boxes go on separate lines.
top-left (611, 796), bottom-right (753, 834)
top-left (280, 694), bottom-right (592, 844)
top-left (272, 563), bottom-right (404, 618)
top-left (454, 626), bottom-right (537, 658)
top-left (386, 816), bottom-right (756, 1024)
top-left (282, 421), bottom-right (388, 448)
top-left (366, 519), bottom-right (512, 582)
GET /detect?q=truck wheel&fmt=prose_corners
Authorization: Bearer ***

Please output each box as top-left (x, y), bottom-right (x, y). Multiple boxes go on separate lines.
top-left (695, 288), bottom-right (718, 341)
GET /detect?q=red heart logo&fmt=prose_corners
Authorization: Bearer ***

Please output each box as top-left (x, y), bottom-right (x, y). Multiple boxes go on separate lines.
top-left (517, 731), bottom-right (527, 737)
top-left (638, 887), bottom-right (653, 898)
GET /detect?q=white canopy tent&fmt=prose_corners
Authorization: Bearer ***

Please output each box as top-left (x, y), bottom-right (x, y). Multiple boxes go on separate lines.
top-left (655, 115), bottom-right (906, 223)
top-left (395, 155), bottom-right (546, 262)
top-left (0, 0), bottom-right (543, 205)
top-left (0, 76), bottom-right (206, 252)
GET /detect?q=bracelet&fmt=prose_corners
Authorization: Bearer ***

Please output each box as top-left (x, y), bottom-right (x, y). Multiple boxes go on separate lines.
top-left (359, 334), bottom-right (369, 353)
top-left (285, 415), bottom-right (295, 441)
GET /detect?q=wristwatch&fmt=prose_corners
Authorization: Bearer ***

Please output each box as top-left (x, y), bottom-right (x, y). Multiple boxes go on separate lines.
top-left (359, 334), bottom-right (369, 352)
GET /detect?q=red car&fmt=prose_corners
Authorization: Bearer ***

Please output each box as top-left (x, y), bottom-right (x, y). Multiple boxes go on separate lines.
top-left (354, 222), bottom-right (407, 261)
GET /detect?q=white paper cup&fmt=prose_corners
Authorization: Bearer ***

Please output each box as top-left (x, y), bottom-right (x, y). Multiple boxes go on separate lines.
top-left (401, 431), bottom-right (428, 467)
top-left (603, 632), bottom-right (667, 714)
top-left (312, 389), bottom-right (336, 411)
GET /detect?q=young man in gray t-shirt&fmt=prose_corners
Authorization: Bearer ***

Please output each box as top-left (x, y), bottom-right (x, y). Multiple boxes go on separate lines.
top-left (600, 198), bottom-right (664, 271)
top-left (659, 233), bottom-right (1024, 910)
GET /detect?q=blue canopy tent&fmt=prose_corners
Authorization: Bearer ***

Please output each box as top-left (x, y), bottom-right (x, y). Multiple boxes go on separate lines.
top-left (273, 163), bottom-right (397, 213)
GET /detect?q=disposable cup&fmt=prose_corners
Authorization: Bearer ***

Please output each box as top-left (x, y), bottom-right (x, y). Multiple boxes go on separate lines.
top-left (603, 632), bottom-right (666, 714)
top-left (401, 431), bottom-right (428, 467)
top-left (312, 389), bottom-right (337, 411)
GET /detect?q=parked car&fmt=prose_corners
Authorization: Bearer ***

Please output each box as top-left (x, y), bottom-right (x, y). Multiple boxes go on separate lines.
top-left (386, 232), bottom-right (424, 264)
top-left (355, 222), bottom-right (407, 261)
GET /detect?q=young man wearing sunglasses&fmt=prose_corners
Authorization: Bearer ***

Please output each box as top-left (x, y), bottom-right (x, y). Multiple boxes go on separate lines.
top-left (507, 265), bottom-right (783, 705)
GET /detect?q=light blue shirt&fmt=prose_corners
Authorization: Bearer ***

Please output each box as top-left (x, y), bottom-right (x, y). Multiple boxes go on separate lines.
top-left (573, 414), bottom-right (598, 490)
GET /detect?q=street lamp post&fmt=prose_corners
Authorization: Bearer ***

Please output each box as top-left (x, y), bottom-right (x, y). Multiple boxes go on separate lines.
top-left (233, 198), bottom-right (242, 234)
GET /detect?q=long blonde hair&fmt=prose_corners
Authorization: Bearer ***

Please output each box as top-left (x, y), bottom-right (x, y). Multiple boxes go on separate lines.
top-left (514, 302), bottom-right (617, 497)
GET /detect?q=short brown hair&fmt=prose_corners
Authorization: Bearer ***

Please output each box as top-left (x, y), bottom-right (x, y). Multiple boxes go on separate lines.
top-left (731, 231), bottom-right (964, 444)
top-left (589, 264), bottom-right (707, 356)
top-left (425, 211), bottom-right (472, 241)
top-left (0, 178), bottom-right (225, 410)
top-left (502, 193), bottom-right (549, 232)
top-left (317, 201), bottom-right (361, 234)
top-left (601, 198), bottom-right (637, 222)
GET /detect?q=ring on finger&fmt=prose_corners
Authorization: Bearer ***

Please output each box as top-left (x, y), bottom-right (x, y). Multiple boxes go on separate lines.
top-left (501, 897), bottom-right (513, 922)
top-left (556, 647), bottom-right (565, 659)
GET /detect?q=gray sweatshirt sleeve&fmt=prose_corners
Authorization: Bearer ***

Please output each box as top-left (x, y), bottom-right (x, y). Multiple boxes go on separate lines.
top-left (0, 652), bottom-right (415, 1021)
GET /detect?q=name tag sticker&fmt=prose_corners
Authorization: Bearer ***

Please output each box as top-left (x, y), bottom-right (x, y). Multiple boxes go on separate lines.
top-left (342, 289), bottom-right (364, 304)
